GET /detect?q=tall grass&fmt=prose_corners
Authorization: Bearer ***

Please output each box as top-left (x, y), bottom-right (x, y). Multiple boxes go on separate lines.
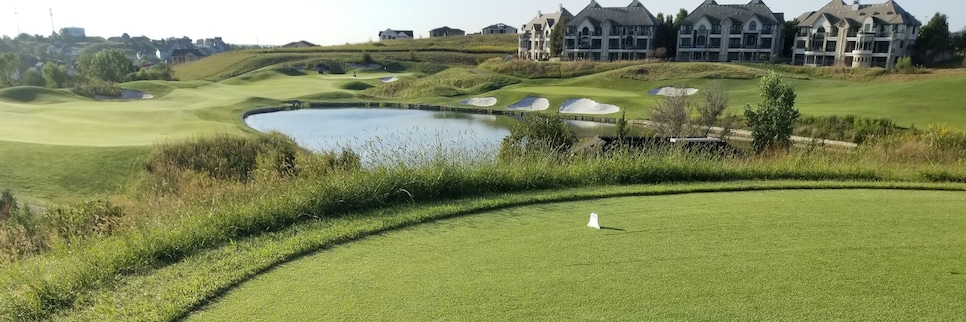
top-left (2, 127), bottom-right (966, 320)
top-left (363, 68), bottom-right (519, 98)
top-left (478, 58), bottom-right (645, 79)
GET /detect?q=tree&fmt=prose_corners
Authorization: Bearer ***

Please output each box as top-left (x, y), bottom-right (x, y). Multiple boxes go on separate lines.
top-left (0, 189), bottom-right (17, 220)
top-left (78, 49), bottom-right (136, 83)
top-left (781, 19), bottom-right (799, 58)
top-left (695, 81), bottom-right (729, 135)
top-left (549, 17), bottom-right (569, 58)
top-left (745, 71), bottom-right (800, 153)
top-left (650, 92), bottom-right (693, 137)
top-left (20, 69), bottom-right (46, 87)
top-left (0, 53), bottom-right (20, 87)
top-left (917, 13), bottom-right (952, 63)
top-left (952, 28), bottom-right (966, 54)
top-left (42, 62), bottom-right (71, 88)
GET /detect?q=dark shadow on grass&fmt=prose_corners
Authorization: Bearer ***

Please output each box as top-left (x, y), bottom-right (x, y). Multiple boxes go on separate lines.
top-left (599, 226), bottom-right (625, 231)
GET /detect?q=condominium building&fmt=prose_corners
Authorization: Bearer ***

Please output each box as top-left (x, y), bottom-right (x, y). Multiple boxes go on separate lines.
top-left (519, 5), bottom-right (574, 61)
top-left (792, 0), bottom-right (921, 68)
top-left (676, 0), bottom-right (785, 63)
top-left (562, 0), bottom-right (659, 61)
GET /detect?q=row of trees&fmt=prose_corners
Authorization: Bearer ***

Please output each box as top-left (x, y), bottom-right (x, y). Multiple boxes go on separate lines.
top-left (0, 49), bottom-right (174, 90)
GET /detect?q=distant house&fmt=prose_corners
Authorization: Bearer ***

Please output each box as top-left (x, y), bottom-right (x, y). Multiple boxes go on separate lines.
top-left (170, 49), bottom-right (207, 64)
top-left (677, 0), bottom-right (785, 63)
top-left (62, 27), bottom-right (86, 38)
top-left (429, 26), bottom-right (466, 38)
top-left (281, 40), bottom-right (319, 48)
top-left (379, 29), bottom-right (414, 40)
top-left (482, 23), bottom-right (518, 35)
top-left (519, 5), bottom-right (574, 60)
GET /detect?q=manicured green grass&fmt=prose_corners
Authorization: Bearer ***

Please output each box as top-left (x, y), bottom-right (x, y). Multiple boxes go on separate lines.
top-left (191, 189), bottom-right (966, 320)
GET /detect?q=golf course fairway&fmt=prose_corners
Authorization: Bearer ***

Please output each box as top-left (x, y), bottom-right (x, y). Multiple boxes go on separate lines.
top-left (190, 189), bottom-right (966, 320)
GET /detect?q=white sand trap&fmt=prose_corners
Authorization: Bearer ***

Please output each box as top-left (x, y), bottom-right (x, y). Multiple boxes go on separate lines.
top-left (506, 97), bottom-right (550, 111)
top-left (460, 97), bottom-right (497, 107)
top-left (647, 87), bottom-right (699, 97)
top-left (379, 76), bottom-right (399, 83)
top-left (559, 98), bottom-right (621, 115)
top-left (95, 89), bottom-right (154, 100)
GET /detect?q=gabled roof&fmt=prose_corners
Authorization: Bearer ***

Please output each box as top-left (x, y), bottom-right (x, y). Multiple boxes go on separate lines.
top-left (170, 49), bottom-right (206, 57)
top-left (567, 0), bottom-right (659, 27)
top-left (380, 29), bottom-right (414, 37)
top-left (797, 0), bottom-right (921, 27)
top-left (484, 23), bottom-right (516, 30)
top-left (430, 26), bottom-right (465, 33)
top-left (681, 0), bottom-right (783, 26)
top-left (524, 6), bottom-right (575, 32)
top-left (281, 40), bottom-right (318, 48)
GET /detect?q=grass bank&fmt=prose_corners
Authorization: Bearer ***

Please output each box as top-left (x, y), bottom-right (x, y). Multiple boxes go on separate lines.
top-left (2, 128), bottom-right (966, 320)
top-left (38, 182), bottom-right (966, 321)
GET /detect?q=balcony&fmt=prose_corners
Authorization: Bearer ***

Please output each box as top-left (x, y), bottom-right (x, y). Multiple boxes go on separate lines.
top-left (852, 49), bottom-right (872, 55)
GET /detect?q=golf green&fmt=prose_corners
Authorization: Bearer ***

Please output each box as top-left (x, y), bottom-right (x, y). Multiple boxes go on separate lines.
top-left (190, 189), bottom-right (966, 320)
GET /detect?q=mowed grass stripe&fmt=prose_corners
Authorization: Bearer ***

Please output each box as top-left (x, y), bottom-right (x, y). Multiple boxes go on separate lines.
top-left (191, 189), bottom-right (966, 321)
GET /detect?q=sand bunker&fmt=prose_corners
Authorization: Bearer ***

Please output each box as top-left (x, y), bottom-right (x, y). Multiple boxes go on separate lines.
top-left (379, 76), bottom-right (399, 83)
top-left (648, 87), bottom-right (699, 97)
top-left (95, 89), bottom-right (154, 100)
top-left (506, 97), bottom-right (550, 111)
top-left (460, 97), bottom-right (497, 107)
top-left (559, 98), bottom-right (620, 115)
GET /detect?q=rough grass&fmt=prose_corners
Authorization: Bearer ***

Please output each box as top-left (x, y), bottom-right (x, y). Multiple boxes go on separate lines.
top-left (364, 68), bottom-right (519, 98)
top-left (603, 62), bottom-right (768, 81)
top-left (31, 182), bottom-right (966, 321)
top-left (264, 34), bottom-right (518, 54)
top-left (0, 87), bottom-right (86, 104)
top-left (192, 189), bottom-right (966, 321)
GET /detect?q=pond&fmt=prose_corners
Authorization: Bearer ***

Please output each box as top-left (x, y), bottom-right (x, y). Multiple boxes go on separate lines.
top-left (244, 108), bottom-right (642, 163)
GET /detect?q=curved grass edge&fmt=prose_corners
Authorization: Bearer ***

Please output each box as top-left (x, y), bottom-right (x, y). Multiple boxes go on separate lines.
top-left (49, 180), bottom-right (966, 321)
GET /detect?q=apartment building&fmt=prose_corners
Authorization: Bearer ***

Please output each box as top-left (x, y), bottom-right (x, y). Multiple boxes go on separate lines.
top-left (562, 0), bottom-right (659, 61)
top-left (677, 0), bottom-right (785, 63)
top-left (792, 0), bottom-right (921, 68)
top-left (519, 5), bottom-right (574, 61)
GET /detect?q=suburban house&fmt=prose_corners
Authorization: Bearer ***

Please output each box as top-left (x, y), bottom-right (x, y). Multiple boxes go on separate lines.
top-left (169, 49), bottom-right (207, 64)
top-left (792, 0), bottom-right (921, 68)
top-left (563, 0), bottom-right (659, 61)
top-left (482, 23), bottom-right (518, 35)
top-left (379, 29), bottom-right (414, 41)
top-left (61, 27), bottom-right (86, 38)
top-left (281, 40), bottom-right (319, 48)
top-left (676, 0), bottom-right (784, 62)
top-left (430, 26), bottom-right (466, 37)
top-left (519, 5), bottom-right (574, 60)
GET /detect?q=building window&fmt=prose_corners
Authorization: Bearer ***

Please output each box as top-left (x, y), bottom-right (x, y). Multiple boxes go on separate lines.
top-left (730, 25), bottom-right (742, 34)
top-left (697, 36), bottom-right (707, 47)
top-left (710, 38), bottom-right (721, 47)
top-left (749, 21), bottom-right (757, 32)
top-left (712, 25), bottom-right (722, 34)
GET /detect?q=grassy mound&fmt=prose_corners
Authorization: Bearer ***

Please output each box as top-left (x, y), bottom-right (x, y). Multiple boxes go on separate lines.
top-left (602, 62), bottom-right (767, 81)
top-left (478, 58), bottom-right (644, 79)
top-left (193, 189), bottom-right (966, 320)
top-left (364, 68), bottom-right (519, 98)
top-left (338, 81), bottom-right (375, 90)
top-left (221, 70), bottom-right (306, 85)
top-left (122, 80), bottom-right (210, 98)
top-left (0, 86), bottom-right (85, 104)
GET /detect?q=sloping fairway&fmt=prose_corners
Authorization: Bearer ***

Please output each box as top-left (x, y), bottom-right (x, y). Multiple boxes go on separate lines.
top-left (191, 189), bottom-right (966, 320)
top-left (0, 73), bottom-right (397, 146)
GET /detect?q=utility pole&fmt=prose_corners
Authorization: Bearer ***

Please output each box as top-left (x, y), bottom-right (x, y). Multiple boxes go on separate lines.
top-left (14, 8), bottom-right (20, 35)
top-left (49, 8), bottom-right (55, 35)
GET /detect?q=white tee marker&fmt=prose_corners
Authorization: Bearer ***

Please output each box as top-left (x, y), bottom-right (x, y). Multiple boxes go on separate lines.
top-left (588, 213), bottom-right (601, 230)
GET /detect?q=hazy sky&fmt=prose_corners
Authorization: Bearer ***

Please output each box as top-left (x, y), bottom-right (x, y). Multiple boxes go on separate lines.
top-left (2, 0), bottom-right (963, 46)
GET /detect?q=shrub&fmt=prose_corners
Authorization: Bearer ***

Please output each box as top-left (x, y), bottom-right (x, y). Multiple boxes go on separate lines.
top-left (0, 190), bottom-right (16, 221)
top-left (745, 71), bottom-right (799, 153)
top-left (146, 133), bottom-right (300, 184)
top-left (499, 112), bottom-right (576, 161)
top-left (796, 115), bottom-right (901, 143)
top-left (71, 83), bottom-right (122, 98)
top-left (895, 56), bottom-right (914, 73)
